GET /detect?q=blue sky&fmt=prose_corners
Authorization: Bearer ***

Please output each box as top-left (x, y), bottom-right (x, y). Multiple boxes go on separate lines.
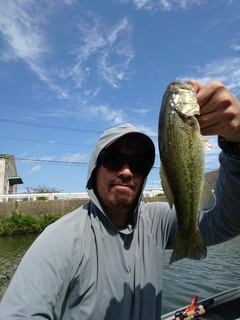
top-left (0, 0), bottom-right (240, 193)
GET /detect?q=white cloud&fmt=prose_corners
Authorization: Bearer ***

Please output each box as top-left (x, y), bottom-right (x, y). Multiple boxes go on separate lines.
top-left (0, 2), bottom-right (134, 124)
top-left (98, 53), bottom-right (124, 89)
top-left (40, 156), bottom-right (55, 161)
top-left (136, 124), bottom-right (157, 138)
top-left (159, 0), bottom-right (172, 10)
top-left (58, 13), bottom-right (107, 89)
top-left (230, 43), bottom-right (240, 51)
top-left (89, 105), bottom-right (127, 124)
top-left (179, 56), bottom-right (240, 96)
top-left (28, 165), bottom-right (42, 173)
top-left (229, 33), bottom-right (240, 51)
top-left (0, 0), bottom-right (71, 99)
top-left (60, 153), bottom-right (87, 162)
top-left (133, 0), bottom-right (149, 9)
top-left (132, 108), bottom-right (150, 116)
top-left (66, 14), bottom-right (134, 89)
top-left (116, 0), bottom-right (205, 11)
top-left (207, 13), bottom-right (240, 31)
top-left (0, 1), bottom-right (49, 62)
top-left (62, 0), bottom-right (76, 4)
top-left (80, 87), bottom-right (102, 106)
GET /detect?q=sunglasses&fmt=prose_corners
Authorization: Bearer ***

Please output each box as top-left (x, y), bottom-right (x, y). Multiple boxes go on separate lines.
top-left (98, 150), bottom-right (152, 175)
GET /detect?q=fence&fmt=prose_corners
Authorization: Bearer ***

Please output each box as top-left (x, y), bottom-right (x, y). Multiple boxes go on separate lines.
top-left (0, 192), bottom-right (89, 202)
top-left (0, 189), bottom-right (165, 218)
top-left (0, 188), bottom-right (163, 202)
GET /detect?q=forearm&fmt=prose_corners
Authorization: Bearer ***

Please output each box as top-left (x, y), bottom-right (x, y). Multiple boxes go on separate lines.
top-left (199, 151), bottom-right (240, 245)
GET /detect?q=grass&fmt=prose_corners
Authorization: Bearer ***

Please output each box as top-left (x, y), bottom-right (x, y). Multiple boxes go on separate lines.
top-left (155, 193), bottom-right (166, 197)
top-left (0, 211), bottom-right (63, 236)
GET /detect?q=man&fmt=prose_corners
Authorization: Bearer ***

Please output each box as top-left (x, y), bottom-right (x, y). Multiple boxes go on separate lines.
top-left (0, 80), bottom-right (240, 319)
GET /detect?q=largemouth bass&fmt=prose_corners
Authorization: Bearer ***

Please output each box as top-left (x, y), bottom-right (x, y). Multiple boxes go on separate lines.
top-left (158, 81), bottom-right (216, 264)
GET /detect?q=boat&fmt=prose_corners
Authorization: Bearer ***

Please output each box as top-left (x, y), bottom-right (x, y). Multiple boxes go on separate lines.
top-left (161, 286), bottom-right (240, 320)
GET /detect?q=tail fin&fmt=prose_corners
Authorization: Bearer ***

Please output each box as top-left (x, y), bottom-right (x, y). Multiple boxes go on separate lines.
top-left (169, 230), bottom-right (207, 264)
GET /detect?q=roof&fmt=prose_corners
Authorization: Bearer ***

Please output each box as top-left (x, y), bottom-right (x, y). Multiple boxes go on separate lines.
top-left (8, 176), bottom-right (23, 185)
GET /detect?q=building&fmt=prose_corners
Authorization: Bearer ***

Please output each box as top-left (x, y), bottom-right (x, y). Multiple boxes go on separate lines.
top-left (143, 188), bottom-right (164, 197)
top-left (0, 154), bottom-right (23, 195)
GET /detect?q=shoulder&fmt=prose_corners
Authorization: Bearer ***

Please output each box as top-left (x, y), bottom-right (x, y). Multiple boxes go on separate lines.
top-left (45, 203), bottom-right (91, 235)
top-left (28, 204), bottom-right (92, 262)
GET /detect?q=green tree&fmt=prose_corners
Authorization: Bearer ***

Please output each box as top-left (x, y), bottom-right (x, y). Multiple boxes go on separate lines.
top-left (24, 185), bottom-right (62, 200)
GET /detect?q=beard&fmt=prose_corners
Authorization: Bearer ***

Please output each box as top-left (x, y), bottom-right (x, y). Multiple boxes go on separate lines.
top-left (101, 186), bottom-right (141, 216)
top-left (110, 189), bottom-right (136, 209)
top-left (95, 170), bottom-right (144, 221)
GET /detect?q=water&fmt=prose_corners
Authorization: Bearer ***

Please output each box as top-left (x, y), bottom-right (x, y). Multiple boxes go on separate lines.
top-left (0, 234), bottom-right (38, 298)
top-left (0, 234), bottom-right (239, 315)
top-left (162, 235), bottom-right (240, 314)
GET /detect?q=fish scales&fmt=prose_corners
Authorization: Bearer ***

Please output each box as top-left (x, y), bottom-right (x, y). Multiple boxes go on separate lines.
top-left (163, 109), bottom-right (204, 231)
top-left (158, 82), bottom-right (216, 264)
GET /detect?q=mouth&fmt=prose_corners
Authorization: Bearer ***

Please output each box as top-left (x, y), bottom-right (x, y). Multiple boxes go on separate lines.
top-left (112, 184), bottom-right (133, 190)
top-left (111, 181), bottom-right (135, 191)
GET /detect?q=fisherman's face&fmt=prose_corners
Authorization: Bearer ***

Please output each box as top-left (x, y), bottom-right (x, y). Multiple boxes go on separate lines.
top-left (95, 138), bottom-right (147, 226)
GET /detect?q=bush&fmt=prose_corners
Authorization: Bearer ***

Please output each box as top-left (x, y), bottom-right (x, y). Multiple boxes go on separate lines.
top-left (39, 214), bottom-right (63, 230)
top-left (0, 212), bottom-right (63, 236)
top-left (155, 193), bottom-right (165, 197)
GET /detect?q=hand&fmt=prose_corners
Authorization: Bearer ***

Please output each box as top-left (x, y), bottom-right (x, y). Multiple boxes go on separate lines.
top-left (187, 79), bottom-right (240, 142)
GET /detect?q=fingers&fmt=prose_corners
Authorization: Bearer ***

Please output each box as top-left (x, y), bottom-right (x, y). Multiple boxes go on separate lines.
top-left (196, 82), bottom-right (232, 129)
top-left (188, 80), bottom-right (226, 112)
top-left (186, 80), bottom-right (240, 141)
top-left (186, 79), bottom-right (204, 94)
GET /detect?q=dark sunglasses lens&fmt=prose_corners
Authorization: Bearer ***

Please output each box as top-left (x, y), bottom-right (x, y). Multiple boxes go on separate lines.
top-left (100, 151), bottom-right (151, 175)
top-left (130, 158), bottom-right (151, 174)
top-left (101, 151), bottom-right (123, 171)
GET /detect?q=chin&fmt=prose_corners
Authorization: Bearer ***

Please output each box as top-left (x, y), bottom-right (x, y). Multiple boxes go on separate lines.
top-left (114, 195), bottom-right (135, 208)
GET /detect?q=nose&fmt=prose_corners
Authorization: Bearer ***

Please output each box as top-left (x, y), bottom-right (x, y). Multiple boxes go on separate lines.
top-left (116, 163), bottom-right (133, 177)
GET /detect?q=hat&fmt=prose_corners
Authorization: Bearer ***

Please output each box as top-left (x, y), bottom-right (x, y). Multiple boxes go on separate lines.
top-left (104, 126), bottom-right (155, 167)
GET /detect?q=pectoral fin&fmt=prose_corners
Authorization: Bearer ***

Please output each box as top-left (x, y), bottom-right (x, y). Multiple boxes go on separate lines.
top-left (202, 136), bottom-right (212, 150)
top-left (160, 164), bottom-right (174, 209)
top-left (200, 180), bottom-right (216, 211)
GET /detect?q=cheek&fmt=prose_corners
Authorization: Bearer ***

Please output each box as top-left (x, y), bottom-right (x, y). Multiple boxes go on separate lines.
top-left (136, 177), bottom-right (145, 192)
top-left (96, 166), bottom-right (110, 192)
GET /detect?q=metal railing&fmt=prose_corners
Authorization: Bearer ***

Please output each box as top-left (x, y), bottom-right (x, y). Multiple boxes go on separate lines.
top-left (0, 192), bottom-right (89, 202)
top-left (0, 188), bottom-right (164, 202)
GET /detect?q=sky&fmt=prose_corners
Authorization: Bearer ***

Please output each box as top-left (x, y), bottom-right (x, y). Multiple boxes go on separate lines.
top-left (0, 0), bottom-right (240, 193)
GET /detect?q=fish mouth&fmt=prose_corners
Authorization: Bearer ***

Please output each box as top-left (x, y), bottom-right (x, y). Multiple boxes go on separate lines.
top-left (167, 83), bottom-right (200, 116)
top-left (168, 81), bottom-right (196, 92)
top-left (174, 107), bottom-right (199, 119)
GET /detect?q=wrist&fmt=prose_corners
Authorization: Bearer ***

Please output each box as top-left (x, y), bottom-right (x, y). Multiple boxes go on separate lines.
top-left (218, 136), bottom-right (240, 160)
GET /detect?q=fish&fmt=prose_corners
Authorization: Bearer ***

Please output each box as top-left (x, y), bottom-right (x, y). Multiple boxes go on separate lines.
top-left (158, 81), bottom-right (216, 264)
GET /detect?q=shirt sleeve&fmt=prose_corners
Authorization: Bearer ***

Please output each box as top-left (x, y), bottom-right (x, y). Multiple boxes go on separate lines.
top-left (199, 152), bottom-right (240, 245)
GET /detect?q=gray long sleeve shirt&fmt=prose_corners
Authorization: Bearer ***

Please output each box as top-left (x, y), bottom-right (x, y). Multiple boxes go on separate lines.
top-left (0, 124), bottom-right (240, 320)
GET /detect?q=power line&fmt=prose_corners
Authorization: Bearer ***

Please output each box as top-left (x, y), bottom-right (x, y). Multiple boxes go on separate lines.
top-left (0, 118), bottom-right (158, 140)
top-left (15, 158), bottom-right (89, 167)
top-left (0, 118), bottom-right (102, 134)
top-left (0, 136), bottom-right (93, 147)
